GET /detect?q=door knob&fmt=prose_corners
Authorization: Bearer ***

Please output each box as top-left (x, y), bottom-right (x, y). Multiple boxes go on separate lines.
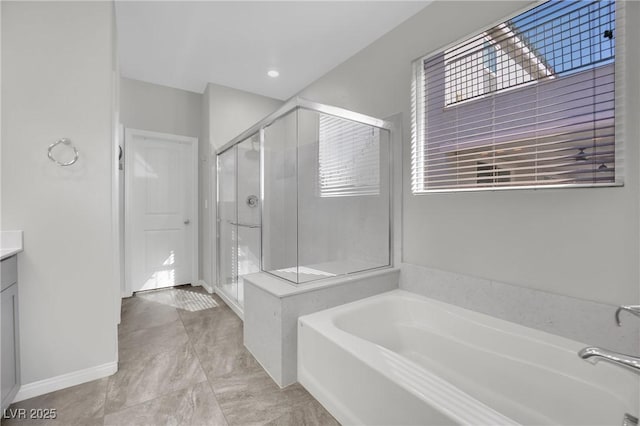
top-left (184, 219), bottom-right (191, 225)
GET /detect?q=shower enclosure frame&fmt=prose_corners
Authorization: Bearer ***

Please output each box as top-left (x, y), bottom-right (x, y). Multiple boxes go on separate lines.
top-left (216, 97), bottom-right (394, 296)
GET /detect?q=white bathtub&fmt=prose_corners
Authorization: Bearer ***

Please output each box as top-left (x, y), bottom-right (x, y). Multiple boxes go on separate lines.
top-left (298, 290), bottom-right (639, 426)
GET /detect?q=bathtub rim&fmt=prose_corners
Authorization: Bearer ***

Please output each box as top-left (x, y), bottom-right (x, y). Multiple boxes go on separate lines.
top-left (298, 289), bottom-right (639, 426)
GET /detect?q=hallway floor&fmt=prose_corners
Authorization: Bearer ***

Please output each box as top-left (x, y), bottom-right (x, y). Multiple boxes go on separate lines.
top-left (5, 285), bottom-right (339, 425)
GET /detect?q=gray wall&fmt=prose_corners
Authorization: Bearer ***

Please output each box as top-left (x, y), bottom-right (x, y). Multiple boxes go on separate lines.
top-left (297, 1), bottom-right (640, 306)
top-left (1, 1), bottom-right (118, 385)
top-left (120, 77), bottom-right (201, 138)
top-left (207, 83), bottom-right (283, 150)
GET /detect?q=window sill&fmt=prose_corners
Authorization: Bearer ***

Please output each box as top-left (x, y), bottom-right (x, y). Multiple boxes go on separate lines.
top-left (412, 181), bottom-right (624, 195)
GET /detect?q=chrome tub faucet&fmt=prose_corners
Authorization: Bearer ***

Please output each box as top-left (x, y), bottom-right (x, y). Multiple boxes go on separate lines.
top-left (578, 347), bottom-right (640, 374)
top-left (577, 304), bottom-right (640, 375)
top-left (615, 305), bottom-right (640, 326)
top-left (578, 305), bottom-right (640, 425)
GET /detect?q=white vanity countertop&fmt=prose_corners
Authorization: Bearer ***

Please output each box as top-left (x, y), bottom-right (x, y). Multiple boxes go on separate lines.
top-left (1, 230), bottom-right (23, 260)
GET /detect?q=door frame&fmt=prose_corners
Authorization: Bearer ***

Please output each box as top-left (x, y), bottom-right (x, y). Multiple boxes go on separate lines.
top-left (124, 128), bottom-right (199, 296)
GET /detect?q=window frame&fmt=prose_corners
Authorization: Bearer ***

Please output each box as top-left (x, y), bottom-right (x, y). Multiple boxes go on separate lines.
top-left (410, 0), bottom-right (625, 194)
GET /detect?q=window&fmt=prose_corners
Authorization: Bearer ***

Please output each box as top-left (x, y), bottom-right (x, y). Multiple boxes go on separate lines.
top-left (483, 41), bottom-right (497, 74)
top-left (412, 0), bottom-right (621, 193)
top-left (477, 162), bottom-right (511, 185)
top-left (318, 114), bottom-right (380, 197)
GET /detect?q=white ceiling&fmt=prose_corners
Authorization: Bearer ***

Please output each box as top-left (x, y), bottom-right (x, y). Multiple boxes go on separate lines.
top-left (115, 1), bottom-right (429, 99)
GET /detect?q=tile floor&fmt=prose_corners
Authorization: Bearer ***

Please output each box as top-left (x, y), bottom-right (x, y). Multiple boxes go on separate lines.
top-left (5, 285), bottom-right (339, 426)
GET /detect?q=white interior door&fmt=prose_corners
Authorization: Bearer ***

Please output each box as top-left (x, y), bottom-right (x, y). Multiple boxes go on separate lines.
top-left (126, 129), bottom-right (197, 293)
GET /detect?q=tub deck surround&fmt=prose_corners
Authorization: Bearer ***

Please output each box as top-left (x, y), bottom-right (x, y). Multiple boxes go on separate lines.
top-left (400, 262), bottom-right (640, 355)
top-left (245, 266), bottom-right (398, 297)
top-left (243, 267), bottom-right (399, 387)
top-left (299, 290), bottom-right (640, 426)
top-left (0, 231), bottom-right (23, 260)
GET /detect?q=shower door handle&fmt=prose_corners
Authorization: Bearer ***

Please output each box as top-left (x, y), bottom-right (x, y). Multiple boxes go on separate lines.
top-left (184, 219), bottom-right (191, 225)
top-left (228, 220), bottom-right (261, 229)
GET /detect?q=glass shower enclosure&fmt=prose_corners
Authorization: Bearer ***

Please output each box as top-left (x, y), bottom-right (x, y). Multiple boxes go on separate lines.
top-left (217, 98), bottom-right (392, 309)
top-left (217, 133), bottom-right (261, 307)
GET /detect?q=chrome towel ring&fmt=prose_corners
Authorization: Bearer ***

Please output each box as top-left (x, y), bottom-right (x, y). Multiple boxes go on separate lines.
top-left (48, 138), bottom-right (79, 167)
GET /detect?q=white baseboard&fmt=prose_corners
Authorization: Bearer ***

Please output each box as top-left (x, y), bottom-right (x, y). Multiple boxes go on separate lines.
top-left (197, 279), bottom-right (214, 294)
top-left (13, 361), bottom-right (118, 403)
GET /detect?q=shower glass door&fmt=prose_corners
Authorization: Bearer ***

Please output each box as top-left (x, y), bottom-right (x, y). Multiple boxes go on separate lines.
top-left (217, 147), bottom-right (237, 303)
top-left (236, 134), bottom-right (261, 305)
top-left (217, 133), bottom-right (261, 308)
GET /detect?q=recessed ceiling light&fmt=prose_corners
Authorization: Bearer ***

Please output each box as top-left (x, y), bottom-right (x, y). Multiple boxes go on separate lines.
top-left (267, 70), bottom-right (280, 78)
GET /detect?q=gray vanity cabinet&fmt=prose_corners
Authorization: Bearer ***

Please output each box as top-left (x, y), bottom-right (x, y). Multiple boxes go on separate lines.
top-left (1, 255), bottom-right (20, 411)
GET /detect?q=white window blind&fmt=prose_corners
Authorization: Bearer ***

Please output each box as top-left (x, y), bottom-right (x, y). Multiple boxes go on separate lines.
top-left (318, 114), bottom-right (380, 197)
top-left (411, 0), bottom-right (622, 193)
